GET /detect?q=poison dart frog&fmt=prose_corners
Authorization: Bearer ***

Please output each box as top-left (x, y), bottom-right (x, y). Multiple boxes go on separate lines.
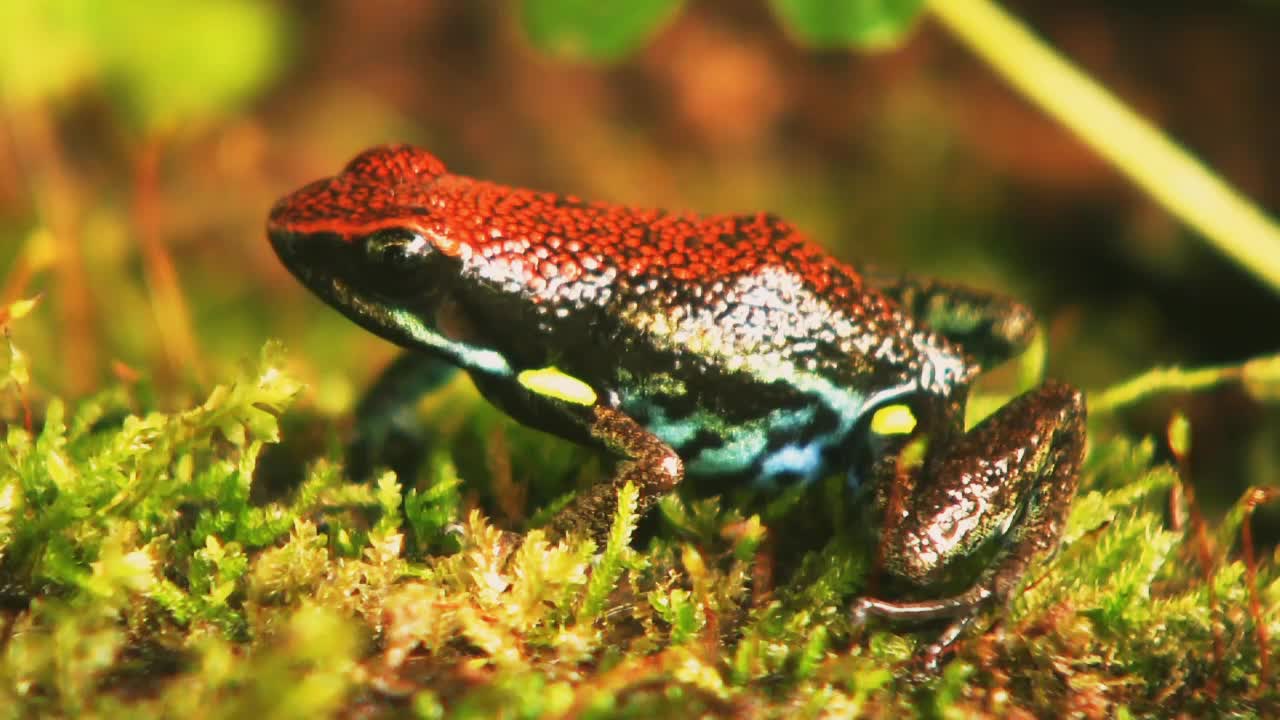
top-left (268, 145), bottom-right (1085, 660)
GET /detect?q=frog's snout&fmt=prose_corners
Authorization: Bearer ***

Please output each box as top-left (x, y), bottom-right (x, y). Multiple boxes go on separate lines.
top-left (267, 227), bottom-right (325, 271)
top-left (267, 227), bottom-right (295, 259)
top-left (267, 227), bottom-right (355, 296)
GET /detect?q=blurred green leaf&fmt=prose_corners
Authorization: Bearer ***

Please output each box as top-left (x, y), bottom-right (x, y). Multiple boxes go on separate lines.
top-left (0, 0), bottom-right (287, 132)
top-left (97, 1), bottom-right (288, 131)
top-left (521, 0), bottom-right (682, 61)
top-left (0, 0), bottom-right (93, 104)
top-left (770, 0), bottom-right (926, 50)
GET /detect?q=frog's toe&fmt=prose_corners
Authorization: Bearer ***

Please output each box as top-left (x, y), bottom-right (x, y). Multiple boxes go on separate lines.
top-left (849, 597), bottom-right (874, 629)
top-left (849, 593), bottom-right (983, 672)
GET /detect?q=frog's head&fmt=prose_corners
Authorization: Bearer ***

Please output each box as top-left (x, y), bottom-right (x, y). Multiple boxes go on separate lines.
top-left (267, 146), bottom-right (459, 339)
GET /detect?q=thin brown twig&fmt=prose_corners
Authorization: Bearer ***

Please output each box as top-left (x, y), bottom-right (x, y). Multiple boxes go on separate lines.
top-left (1241, 487), bottom-right (1280, 696)
top-left (6, 107), bottom-right (98, 394)
top-left (133, 134), bottom-right (204, 388)
top-left (1176, 452), bottom-right (1223, 691)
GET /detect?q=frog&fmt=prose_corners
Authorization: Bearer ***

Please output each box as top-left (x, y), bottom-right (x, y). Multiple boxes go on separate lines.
top-left (267, 145), bottom-right (1086, 661)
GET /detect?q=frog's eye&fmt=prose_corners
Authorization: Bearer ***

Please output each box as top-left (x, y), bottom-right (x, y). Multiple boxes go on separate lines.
top-left (869, 403), bottom-right (917, 436)
top-left (360, 228), bottom-right (429, 297)
top-left (364, 228), bottom-right (426, 267)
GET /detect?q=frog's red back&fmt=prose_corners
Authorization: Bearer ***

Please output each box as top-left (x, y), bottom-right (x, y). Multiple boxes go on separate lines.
top-left (271, 146), bottom-right (874, 296)
top-left (268, 145), bottom-right (959, 385)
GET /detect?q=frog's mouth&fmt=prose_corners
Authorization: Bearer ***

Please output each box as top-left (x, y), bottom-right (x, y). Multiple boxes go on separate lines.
top-left (271, 228), bottom-right (416, 304)
top-left (323, 271), bottom-right (513, 378)
top-left (270, 228), bottom-right (420, 341)
top-left (269, 229), bottom-right (369, 309)
top-left (268, 229), bottom-right (338, 286)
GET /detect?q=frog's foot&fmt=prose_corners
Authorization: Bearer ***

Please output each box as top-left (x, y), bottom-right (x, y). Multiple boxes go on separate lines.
top-left (849, 588), bottom-right (990, 670)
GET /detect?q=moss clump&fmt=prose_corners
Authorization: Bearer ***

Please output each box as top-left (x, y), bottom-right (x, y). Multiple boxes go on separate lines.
top-left (2, 339), bottom-right (1279, 717)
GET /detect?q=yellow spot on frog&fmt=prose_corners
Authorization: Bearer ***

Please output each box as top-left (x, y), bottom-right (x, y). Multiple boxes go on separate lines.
top-left (870, 404), bottom-right (917, 436)
top-left (517, 366), bottom-right (597, 406)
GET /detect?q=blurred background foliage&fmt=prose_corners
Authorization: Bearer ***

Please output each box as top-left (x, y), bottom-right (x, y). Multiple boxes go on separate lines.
top-left (2, 0), bottom-right (1279, 511)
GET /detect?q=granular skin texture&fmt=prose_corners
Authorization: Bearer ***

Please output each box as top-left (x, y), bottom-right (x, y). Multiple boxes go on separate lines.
top-left (267, 145), bottom-right (967, 398)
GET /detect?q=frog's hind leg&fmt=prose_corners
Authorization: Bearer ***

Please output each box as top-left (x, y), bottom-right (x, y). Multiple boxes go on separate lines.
top-left (873, 276), bottom-right (1037, 372)
top-left (348, 351), bottom-right (457, 481)
top-left (852, 381), bottom-right (1085, 667)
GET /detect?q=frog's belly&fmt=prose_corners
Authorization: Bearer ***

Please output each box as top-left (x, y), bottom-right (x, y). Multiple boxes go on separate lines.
top-left (622, 387), bottom-right (863, 489)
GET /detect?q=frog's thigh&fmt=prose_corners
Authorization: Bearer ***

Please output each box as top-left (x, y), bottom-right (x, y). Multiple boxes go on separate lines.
top-left (858, 381), bottom-right (1085, 623)
top-left (874, 276), bottom-right (1037, 371)
top-left (961, 380), bottom-right (1085, 599)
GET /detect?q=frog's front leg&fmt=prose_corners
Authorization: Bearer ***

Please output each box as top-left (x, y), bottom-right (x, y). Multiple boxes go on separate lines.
top-left (348, 351), bottom-right (457, 481)
top-left (463, 368), bottom-right (683, 546)
top-left (853, 381), bottom-right (1085, 663)
top-left (547, 405), bottom-right (684, 544)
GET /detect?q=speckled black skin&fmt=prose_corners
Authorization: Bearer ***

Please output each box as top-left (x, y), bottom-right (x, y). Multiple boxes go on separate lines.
top-left (268, 146), bottom-right (1087, 664)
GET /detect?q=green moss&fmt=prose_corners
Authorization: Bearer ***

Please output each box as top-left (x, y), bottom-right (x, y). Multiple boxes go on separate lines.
top-left (1, 340), bottom-right (1279, 717)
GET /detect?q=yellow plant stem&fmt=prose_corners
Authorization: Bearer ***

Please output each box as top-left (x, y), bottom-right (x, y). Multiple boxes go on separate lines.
top-left (1090, 353), bottom-right (1280, 413)
top-left (928, 0), bottom-right (1280, 295)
